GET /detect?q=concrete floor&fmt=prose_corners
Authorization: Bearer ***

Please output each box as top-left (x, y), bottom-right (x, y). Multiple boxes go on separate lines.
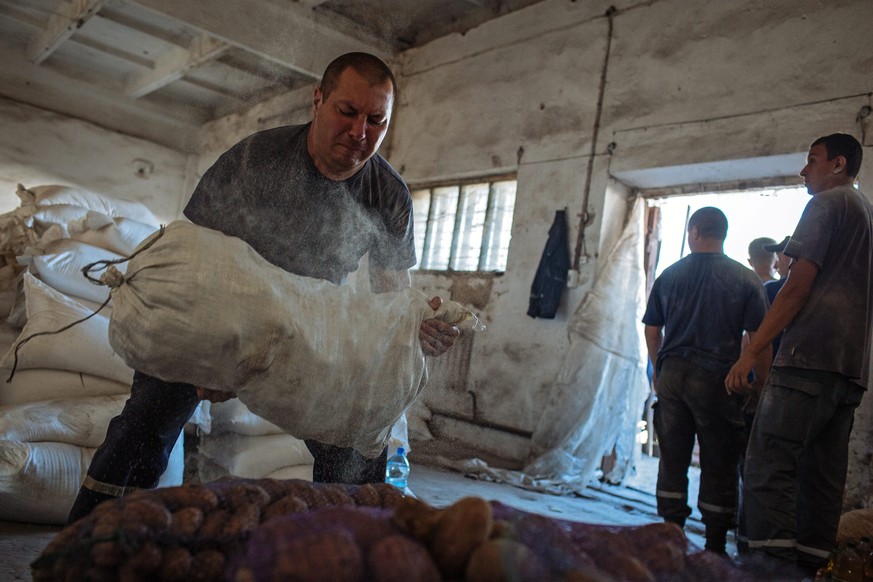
top-left (0, 456), bottom-right (712, 582)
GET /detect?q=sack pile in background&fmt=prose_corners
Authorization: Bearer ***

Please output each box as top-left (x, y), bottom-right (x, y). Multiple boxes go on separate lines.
top-left (0, 185), bottom-right (412, 524)
top-left (0, 184), bottom-right (183, 524)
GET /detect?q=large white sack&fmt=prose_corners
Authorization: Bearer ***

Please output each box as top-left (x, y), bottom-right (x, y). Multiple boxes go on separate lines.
top-left (0, 435), bottom-right (183, 524)
top-left (0, 369), bottom-right (129, 406)
top-left (197, 432), bottom-right (313, 480)
top-left (208, 399), bottom-right (283, 436)
top-left (0, 395), bottom-right (127, 447)
top-left (16, 184), bottom-right (160, 227)
top-left (25, 206), bottom-right (157, 258)
top-left (106, 221), bottom-right (475, 457)
top-left (76, 217), bottom-right (158, 257)
top-left (2, 274), bottom-right (134, 385)
top-left (263, 465), bottom-right (313, 481)
top-left (26, 239), bottom-right (123, 305)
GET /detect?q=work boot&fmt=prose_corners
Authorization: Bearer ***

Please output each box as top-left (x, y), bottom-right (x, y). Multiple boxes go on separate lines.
top-left (705, 527), bottom-right (728, 555)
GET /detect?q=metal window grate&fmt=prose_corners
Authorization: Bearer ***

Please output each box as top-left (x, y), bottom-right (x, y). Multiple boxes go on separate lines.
top-left (411, 179), bottom-right (516, 272)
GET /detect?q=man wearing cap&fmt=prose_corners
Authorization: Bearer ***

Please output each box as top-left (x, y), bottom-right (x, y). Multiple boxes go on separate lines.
top-left (726, 133), bottom-right (873, 576)
top-left (762, 236), bottom-right (791, 356)
top-left (747, 236), bottom-right (778, 283)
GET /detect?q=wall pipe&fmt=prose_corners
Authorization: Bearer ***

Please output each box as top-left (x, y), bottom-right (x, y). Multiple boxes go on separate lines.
top-left (572, 5), bottom-right (617, 271)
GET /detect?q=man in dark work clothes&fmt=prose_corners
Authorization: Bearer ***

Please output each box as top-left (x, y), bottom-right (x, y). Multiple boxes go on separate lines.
top-left (67, 52), bottom-right (459, 524)
top-left (643, 206), bottom-right (770, 555)
top-left (727, 133), bottom-right (873, 577)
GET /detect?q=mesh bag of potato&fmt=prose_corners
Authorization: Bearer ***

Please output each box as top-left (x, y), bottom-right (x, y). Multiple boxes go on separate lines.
top-left (33, 478), bottom-right (762, 581)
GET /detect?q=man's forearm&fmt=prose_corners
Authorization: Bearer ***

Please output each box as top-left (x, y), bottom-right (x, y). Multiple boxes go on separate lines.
top-left (746, 331), bottom-right (772, 388)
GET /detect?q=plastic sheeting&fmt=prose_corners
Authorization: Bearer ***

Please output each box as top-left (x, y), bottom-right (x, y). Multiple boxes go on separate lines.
top-left (452, 196), bottom-right (651, 495)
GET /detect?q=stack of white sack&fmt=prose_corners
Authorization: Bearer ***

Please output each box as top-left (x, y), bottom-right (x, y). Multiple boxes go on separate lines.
top-left (0, 184), bottom-right (184, 524)
top-left (193, 399), bottom-right (412, 485)
top-left (105, 221), bottom-right (477, 460)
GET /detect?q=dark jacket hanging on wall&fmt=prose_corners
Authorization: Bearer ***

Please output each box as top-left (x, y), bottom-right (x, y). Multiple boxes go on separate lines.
top-left (527, 209), bottom-right (570, 319)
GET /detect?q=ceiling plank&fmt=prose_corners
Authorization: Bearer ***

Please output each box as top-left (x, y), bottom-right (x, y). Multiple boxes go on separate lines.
top-left (27, 0), bottom-right (106, 64)
top-left (123, 0), bottom-right (395, 80)
top-left (0, 36), bottom-right (202, 151)
top-left (126, 34), bottom-right (229, 98)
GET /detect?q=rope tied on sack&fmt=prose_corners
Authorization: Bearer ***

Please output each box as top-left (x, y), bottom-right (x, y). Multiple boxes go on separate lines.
top-left (6, 226), bottom-right (166, 383)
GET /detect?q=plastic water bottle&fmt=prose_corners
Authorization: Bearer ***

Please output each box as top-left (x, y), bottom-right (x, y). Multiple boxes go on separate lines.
top-left (385, 447), bottom-right (410, 490)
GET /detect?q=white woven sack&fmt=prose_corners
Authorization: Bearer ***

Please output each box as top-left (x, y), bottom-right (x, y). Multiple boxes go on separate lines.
top-left (208, 399), bottom-right (283, 436)
top-left (28, 239), bottom-right (123, 305)
top-left (106, 221), bottom-right (474, 457)
top-left (263, 465), bottom-right (313, 481)
top-left (0, 435), bottom-right (183, 524)
top-left (3, 274), bottom-right (134, 385)
top-left (0, 395), bottom-right (127, 447)
top-left (26, 205), bottom-right (157, 257)
top-left (25, 204), bottom-right (113, 238)
top-left (0, 369), bottom-right (129, 406)
top-left (197, 432), bottom-right (313, 479)
top-left (16, 184), bottom-right (160, 227)
top-left (76, 217), bottom-right (159, 257)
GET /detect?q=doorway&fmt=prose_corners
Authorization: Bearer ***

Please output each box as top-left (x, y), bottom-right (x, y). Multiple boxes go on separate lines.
top-left (639, 184), bottom-right (810, 462)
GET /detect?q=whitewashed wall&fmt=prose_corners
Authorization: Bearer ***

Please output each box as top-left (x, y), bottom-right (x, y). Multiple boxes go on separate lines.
top-left (387, 0), bottom-right (873, 477)
top-left (6, 0), bottom-right (870, 499)
top-left (0, 98), bottom-right (191, 223)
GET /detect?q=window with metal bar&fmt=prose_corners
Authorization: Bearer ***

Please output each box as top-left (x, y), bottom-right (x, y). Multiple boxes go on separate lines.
top-left (411, 179), bottom-right (516, 272)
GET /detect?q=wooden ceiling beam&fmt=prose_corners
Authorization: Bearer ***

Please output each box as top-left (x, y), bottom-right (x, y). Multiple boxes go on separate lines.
top-left (124, 0), bottom-right (395, 81)
top-left (126, 34), bottom-right (229, 98)
top-left (27, 0), bottom-right (106, 64)
top-left (0, 36), bottom-right (203, 151)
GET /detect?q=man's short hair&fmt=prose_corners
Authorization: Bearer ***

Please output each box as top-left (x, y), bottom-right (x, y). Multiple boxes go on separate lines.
top-left (748, 237), bottom-right (777, 263)
top-left (688, 207), bottom-right (728, 240)
top-left (320, 52), bottom-right (396, 100)
top-left (812, 133), bottom-right (863, 178)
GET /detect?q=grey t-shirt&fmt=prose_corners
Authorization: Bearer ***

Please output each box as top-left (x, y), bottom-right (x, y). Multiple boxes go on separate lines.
top-left (184, 123), bottom-right (416, 284)
top-left (775, 186), bottom-right (873, 386)
top-left (643, 252), bottom-right (768, 376)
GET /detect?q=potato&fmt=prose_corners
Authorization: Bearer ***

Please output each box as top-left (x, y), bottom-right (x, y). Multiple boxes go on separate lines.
top-left (264, 494), bottom-right (309, 521)
top-left (271, 480), bottom-right (330, 509)
top-left (120, 497), bottom-right (172, 532)
top-left (83, 565), bottom-right (117, 582)
top-left (127, 540), bottom-right (162, 572)
top-left (429, 497), bottom-right (493, 579)
top-left (198, 508), bottom-right (230, 540)
top-left (391, 496), bottom-right (441, 541)
top-left (225, 502), bottom-right (262, 537)
top-left (158, 546), bottom-right (192, 582)
top-left (319, 483), bottom-right (356, 507)
top-left (152, 484), bottom-right (220, 512)
top-left (642, 541), bottom-right (686, 574)
top-left (367, 534), bottom-right (441, 582)
top-left (465, 539), bottom-right (549, 582)
top-left (272, 529), bottom-right (364, 582)
top-left (169, 506), bottom-right (205, 538)
top-left (189, 549), bottom-right (226, 582)
top-left (90, 540), bottom-right (123, 568)
top-left (219, 482), bottom-right (272, 510)
top-left (91, 507), bottom-right (124, 538)
top-left (599, 555), bottom-right (655, 582)
top-left (351, 483), bottom-right (382, 507)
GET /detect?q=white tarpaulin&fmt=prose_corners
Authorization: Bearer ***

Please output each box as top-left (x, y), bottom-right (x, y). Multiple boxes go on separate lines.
top-left (447, 196), bottom-right (650, 494)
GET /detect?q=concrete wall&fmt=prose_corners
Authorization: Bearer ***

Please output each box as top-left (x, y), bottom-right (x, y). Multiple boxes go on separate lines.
top-left (0, 98), bottom-right (191, 223)
top-left (4, 0), bottom-right (871, 497)
top-left (386, 0), bottom-right (873, 471)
